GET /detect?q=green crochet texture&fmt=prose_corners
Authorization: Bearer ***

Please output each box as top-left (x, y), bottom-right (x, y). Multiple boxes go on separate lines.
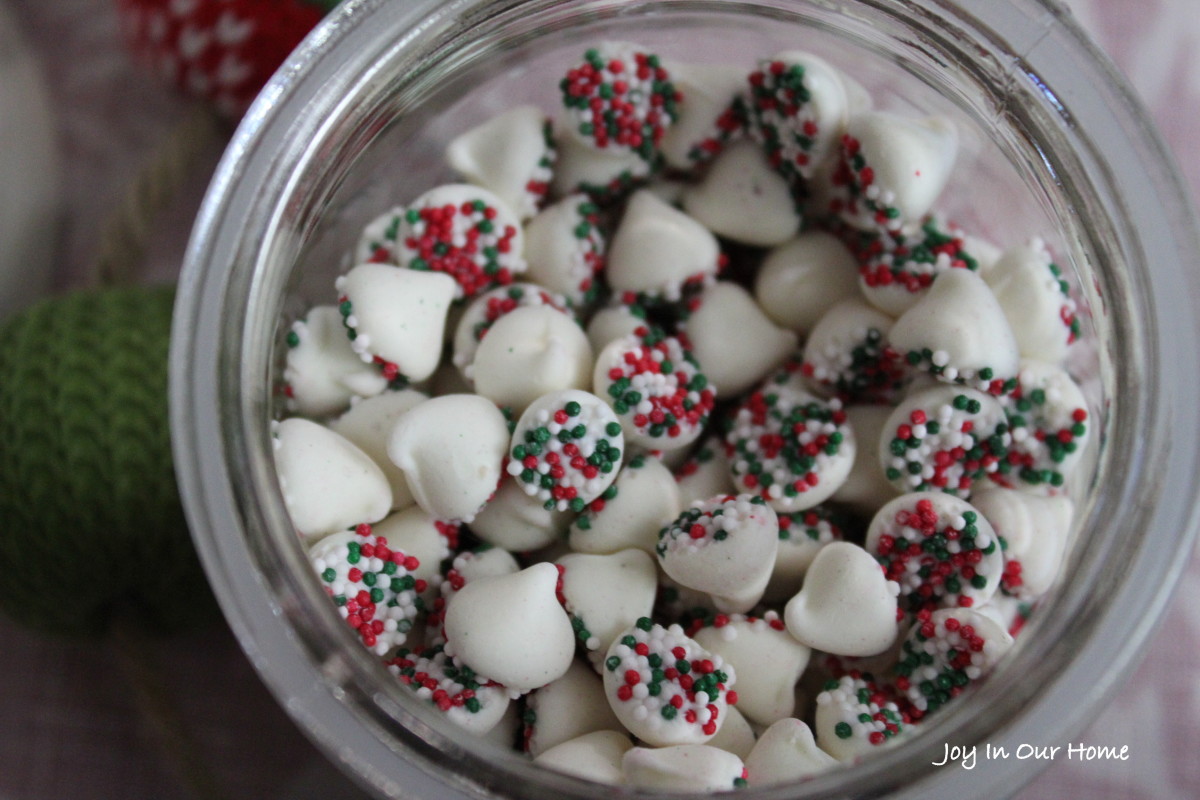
top-left (0, 285), bottom-right (216, 635)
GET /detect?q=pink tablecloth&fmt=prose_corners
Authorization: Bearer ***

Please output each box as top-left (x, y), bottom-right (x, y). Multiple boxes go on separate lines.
top-left (1, 1), bottom-right (1197, 798)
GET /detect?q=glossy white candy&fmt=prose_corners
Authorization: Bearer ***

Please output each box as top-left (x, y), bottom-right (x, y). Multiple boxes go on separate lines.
top-left (525, 659), bottom-right (625, 757)
top-left (557, 549), bottom-right (658, 661)
top-left (387, 394), bottom-right (509, 522)
top-left (533, 730), bottom-right (632, 785)
top-left (605, 190), bottom-right (721, 300)
top-left (830, 405), bottom-right (901, 514)
top-left (622, 745), bottom-right (745, 792)
top-left (744, 719), bottom-right (838, 785)
top-left (330, 389), bottom-right (427, 511)
top-left (685, 282), bottom-right (798, 397)
top-left (836, 111), bottom-right (958, 233)
top-left (753, 231), bottom-right (862, 336)
top-left (368, 506), bottom-right (455, 587)
top-left (985, 240), bottom-right (1077, 364)
top-left (784, 541), bottom-right (900, 656)
top-left (656, 495), bottom-right (779, 614)
top-left (523, 194), bottom-right (605, 305)
top-left (335, 264), bottom-right (457, 382)
top-left (674, 438), bottom-right (736, 508)
top-left (970, 486), bottom-right (1073, 599)
top-left (888, 268), bottom-right (1020, 384)
top-left (658, 61), bottom-right (747, 169)
top-left (683, 140), bottom-right (801, 247)
top-left (443, 563), bottom-right (576, 694)
top-left (692, 613), bottom-right (811, 727)
top-left (706, 705), bottom-right (757, 760)
top-left (551, 130), bottom-right (650, 198)
top-left (472, 305), bottom-right (594, 415)
top-left (283, 306), bottom-right (389, 417)
top-left (586, 304), bottom-right (647, 353)
top-left (274, 418), bottom-right (392, 542)
top-left (569, 457), bottom-right (682, 555)
top-left (469, 478), bottom-right (572, 552)
top-left (445, 104), bottom-right (554, 220)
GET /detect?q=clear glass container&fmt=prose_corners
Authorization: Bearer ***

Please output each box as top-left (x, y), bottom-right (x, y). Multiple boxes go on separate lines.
top-left (170, 0), bottom-right (1200, 798)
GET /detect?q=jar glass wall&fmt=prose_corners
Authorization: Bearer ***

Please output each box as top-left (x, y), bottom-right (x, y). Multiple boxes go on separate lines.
top-left (171, 1), bottom-right (1200, 798)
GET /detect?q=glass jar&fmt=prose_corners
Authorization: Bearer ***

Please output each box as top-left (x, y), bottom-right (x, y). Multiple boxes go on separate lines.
top-left (170, 0), bottom-right (1200, 797)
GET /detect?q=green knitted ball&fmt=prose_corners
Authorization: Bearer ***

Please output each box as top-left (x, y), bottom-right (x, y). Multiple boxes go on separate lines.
top-left (0, 285), bottom-right (217, 635)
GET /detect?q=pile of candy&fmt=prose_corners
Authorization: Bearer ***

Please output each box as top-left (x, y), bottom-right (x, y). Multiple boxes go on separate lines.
top-left (273, 42), bottom-right (1089, 791)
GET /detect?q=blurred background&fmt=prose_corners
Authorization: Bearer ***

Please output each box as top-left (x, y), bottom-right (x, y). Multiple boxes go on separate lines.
top-left (0, 0), bottom-right (1197, 798)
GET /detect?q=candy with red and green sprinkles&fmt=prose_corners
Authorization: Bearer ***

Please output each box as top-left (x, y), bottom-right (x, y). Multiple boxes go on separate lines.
top-left (601, 616), bottom-right (737, 746)
top-left (890, 607), bottom-right (1013, 720)
top-left (523, 193), bottom-right (607, 306)
top-left (657, 61), bottom-right (750, 169)
top-left (888, 268), bottom-right (1021, 388)
top-left (393, 183), bottom-right (525, 300)
top-left (878, 383), bottom-right (1008, 497)
top-left (308, 524), bottom-right (427, 656)
top-left (745, 51), bottom-right (849, 184)
top-left (592, 325), bottom-right (716, 450)
top-left (985, 239), bottom-right (1080, 365)
top-left (843, 215), bottom-right (982, 317)
top-left (560, 42), bottom-right (681, 162)
top-left (827, 111), bottom-right (958, 236)
top-left (800, 297), bottom-right (909, 404)
top-left (655, 494), bottom-right (779, 614)
top-left (989, 360), bottom-right (1091, 491)
top-left (354, 205), bottom-right (406, 264)
top-left (385, 643), bottom-right (511, 734)
top-left (865, 492), bottom-right (1004, 617)
top-left (507, 389), bottom-right (625, 512)
top-left (451, 282), bottom-right (574, 382)
top-left (724, 387), bottom-right (856, 512)
top-left (814, 672), bottom-right (908, 761)
top-left (970, 486), bottom-right (1074, 600)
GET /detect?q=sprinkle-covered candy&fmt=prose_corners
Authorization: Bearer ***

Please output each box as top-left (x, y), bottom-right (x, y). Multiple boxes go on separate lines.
top-left (865, 492), bottom-right (1003, 617)
top-left (890, 608), bottom-right (1013, 719)
top-left (989, 360), bottom-right (1090, 491)
top-left (601, 617), bottom-right (736, 746)
top-left (844, 216), bottom-right (981, 317)
top-left (725, 388), bottom-right (856, 512)
top-left (394, 184), bottom-right (525, 300)
top-left (879, 384), bottom-right (1008, 497)
top-left (560, 42), bottom-right (681, 161)
top-left (745, 51), bottom-right (848, 184)
top-left (523, 194), bottom-right (607, 306)
top-left (814, 672), bottom-right (908, 761)
top-left (452, 283), bottom-right (574, 381)
top-left (888, 268), bottom-right (1021, 387)
top-left (507, 389), bottom-right (625, 511)
top-left (386, 643), bottom-right (510, 733)
top-left (593, 326), bottom-right (715, 450)
top-left (985, 239), bottom-right (1080, 364)
top-left (656, 494), bottom-right (779, 614)
top-left (828, 111), bottom-right (958, 236)
top-left (309, 525), bottom-right (426, 656)
top-left (800, 297), bottom-right (908, 404)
